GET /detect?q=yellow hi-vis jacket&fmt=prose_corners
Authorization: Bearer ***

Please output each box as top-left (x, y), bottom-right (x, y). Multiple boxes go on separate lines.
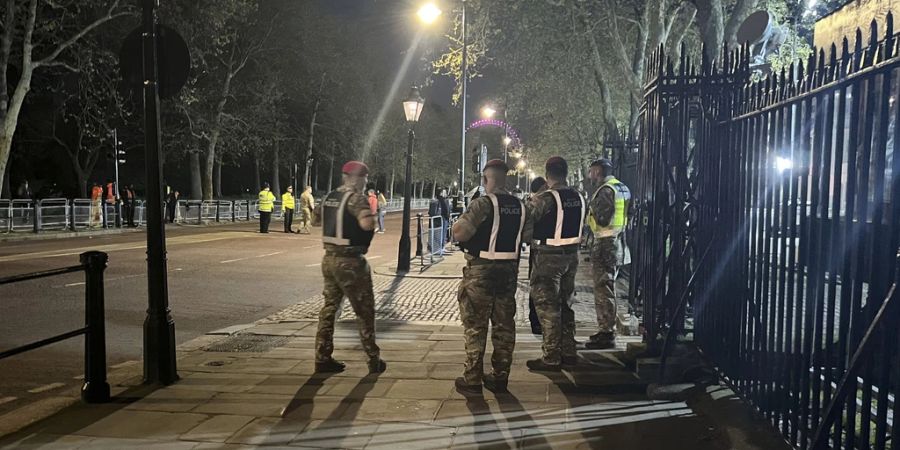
top-left (587, 177), bottom-right (630, 238)
top-left (282, 192), bottom-right (295, 210)
top-left (258, 190), bottom-right (276, 212)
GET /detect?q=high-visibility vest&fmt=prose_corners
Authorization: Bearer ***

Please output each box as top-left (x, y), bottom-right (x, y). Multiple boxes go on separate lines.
top-left (588, 177), bottom-right (630, 238)
top-left (533, 188), bottom-right (585, 246)
top-left (460, 193), bottom-right (526, 260)
top-left (322, 190), bottom-right (374, 248)
top-left (282, 192), bottom-right (295, 209)
top-left (258, 190), bottom-right (276, 212)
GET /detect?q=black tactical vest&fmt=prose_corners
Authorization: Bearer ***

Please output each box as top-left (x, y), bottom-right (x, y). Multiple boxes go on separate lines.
top-left (462, 193), bottom-right (525, 260)
top-left (322, 190), bottom-right (374, 248)
top-left (533, 187), bottom-right (584, 246)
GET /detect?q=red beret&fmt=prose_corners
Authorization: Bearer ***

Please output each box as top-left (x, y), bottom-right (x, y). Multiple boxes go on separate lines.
top-left (545, 156), bottom-right (567, 170)
top-left (342, 161), bottom-right (369, 176)
top-left (483, 159), bottom-right (509, 172)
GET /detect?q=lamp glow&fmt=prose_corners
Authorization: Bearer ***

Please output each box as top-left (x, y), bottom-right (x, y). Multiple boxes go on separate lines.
top-left (417, 3), bottom-right (442, 24)
top-left (503, 136), bottom-right (512, 146)
top-left (403, 87), bottom-right (425, 123)
top-left (776, 156), bottom-right (793, 173)
top-left (481, 106), bottom-right (496, 118)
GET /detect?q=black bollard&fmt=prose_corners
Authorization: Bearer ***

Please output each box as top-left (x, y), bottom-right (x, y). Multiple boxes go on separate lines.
top-left (81, 251), bottom-right (110, 403)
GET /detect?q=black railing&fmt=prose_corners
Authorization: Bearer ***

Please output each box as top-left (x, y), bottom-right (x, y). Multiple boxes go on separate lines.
top-left (0, 251), bottom-right (110, 403)
top-left (637, 13), bottom-right (900, 450)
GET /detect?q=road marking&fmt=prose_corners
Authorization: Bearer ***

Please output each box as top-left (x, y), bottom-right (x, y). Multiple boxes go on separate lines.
top-left (64, 281), bottom-right (86, 287)
top-left (368, 255), bottom-right (383, 260)
top-left (305, 263), bottom-right (321, 267)
top-left (0, 232), bottom-right (258, 263)
top-left (27, 382), bottom-right (66, 394)
top-left (221, 251), bottom-right (285, 264)
top-left (0, 396), bottom-right (16, 406)
top-left (301, 245), bottom-right (318, 249)
top-left (61, 268), bottom-right (182, 288)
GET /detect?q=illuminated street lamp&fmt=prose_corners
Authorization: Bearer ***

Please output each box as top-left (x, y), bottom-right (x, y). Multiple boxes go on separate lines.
top-left (398, 87), bottom-right (425, 273)
top-left (481, 105), bottom-right (497, 118)
top-left (417, 3), bottom-right (442, 24)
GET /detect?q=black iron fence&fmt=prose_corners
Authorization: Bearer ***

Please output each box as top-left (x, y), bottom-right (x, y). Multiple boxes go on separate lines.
top-left (637, 15), bottom-right (900, 450)
top-left (0, 251), bottom-right (110, 403)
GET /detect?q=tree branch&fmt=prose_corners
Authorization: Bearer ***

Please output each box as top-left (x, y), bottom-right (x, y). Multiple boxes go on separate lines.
top-left (35, 0), bottom-right (130, 68)
top-left (0, 0), bottom-right (15, 115)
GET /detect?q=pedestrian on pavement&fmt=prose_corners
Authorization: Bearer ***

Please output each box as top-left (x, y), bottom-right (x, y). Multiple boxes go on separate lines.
top-left (452, 159), bottom-right (532, 395)
top-left (258, 182), bottom-right (276, 233)
top-left (165, 190), bottom-right (179, 223)
top-left (376, 190), bottom-right (387, 233)
top-left (121, 184), bottom-right (137, 227)
top-left (315, 161), bottom-right (386, 374)
top-left (527, 176), bottom-right (548, 335)
top-left (584, 159), bottom-right (631, 349)
top-left (90, 182), bottom-right (103, 228)
top-left (527, 156), bottom-right (586, 372)
top-left (299, 185), bottom-right (315, 234)
top-left (282, 185), bottom-right (296, 233)
top-left (367, 189), bottom-right (378, 223)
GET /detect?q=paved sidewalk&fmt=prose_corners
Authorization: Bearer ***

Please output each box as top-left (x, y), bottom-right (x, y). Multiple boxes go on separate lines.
top-left (265, 249), bottom-right (600, 328)
top-left (0, 320), bottom-right (789, 449)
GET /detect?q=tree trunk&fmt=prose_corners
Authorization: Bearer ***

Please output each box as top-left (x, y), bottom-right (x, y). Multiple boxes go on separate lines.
top-left (214, 159), bottom-right (222, 198)
top-left (190, 151), bottom-right (202, 200)
top-left (203, 67), bottom-right (236, 200)
top-left (1, 160), bottom-right (10, 199)
top-left (253, 152), bottom-right (261, 192)
top-left (327, 152), bottom-right (335, 192)
top-left (302, 73), bottom-right (326, 190)
top-left (0, 67), bottom-right (33, 201)
top-left (76, 170), bottom-right (88, 198)
top-left (389, 168), bottom-right (395, 200)
top-left (694, 0), bottom-right (725, 62)
top-left (271, 147), bottom-right (281, 196)
top-left (430, 180), bottom-right (436, 199)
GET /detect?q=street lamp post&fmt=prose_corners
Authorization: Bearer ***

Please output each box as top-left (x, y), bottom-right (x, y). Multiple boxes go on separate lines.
top-left (459, 0), bottom-right (467, 203)
top-left (397, 87), bottom-right (425, 273)
top-left (141, 0), bottom-right (177, 385)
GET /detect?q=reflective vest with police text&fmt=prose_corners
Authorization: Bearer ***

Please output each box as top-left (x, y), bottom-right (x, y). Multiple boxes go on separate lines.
top-left (533, 187), bottom-right (584, 246)
top-left (462, 193), bottom-right (526, 260)
top-left (322, 190), bottom-right (374, 248)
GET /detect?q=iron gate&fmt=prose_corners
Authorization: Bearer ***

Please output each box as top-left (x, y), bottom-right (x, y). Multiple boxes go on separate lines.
top-left (637, 16), bottom-right (900, 450)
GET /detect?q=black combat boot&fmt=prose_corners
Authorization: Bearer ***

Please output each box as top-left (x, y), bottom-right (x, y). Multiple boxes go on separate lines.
top-left (367, 357), bottom-right (387, 374)
top-left (315, 358), bottom-right (346, 373)
top-left (482, 374), bottom-right (508, 393)
top-left (561, 355), bottom-right (579, 367)
top-left (454, 377), bottom-right (483, 396)
top-left (526, 358), bottom-right (561, 372)
top-left (583, 332), bottom-right (616, 350)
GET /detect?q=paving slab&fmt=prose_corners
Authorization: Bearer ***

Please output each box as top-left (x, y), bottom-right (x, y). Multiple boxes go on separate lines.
top-left (179, 414), bottom-right (255, 443)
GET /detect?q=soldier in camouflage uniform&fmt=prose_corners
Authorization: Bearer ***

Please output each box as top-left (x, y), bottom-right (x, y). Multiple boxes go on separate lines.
top-left (315, 161), bottom-right (386, 374)
top-left (527, 156), bottom-right (585, 371)
top-left (584, 159), bottom-right (630, 349)
top-left (452, 160), bottom-right (532, 395)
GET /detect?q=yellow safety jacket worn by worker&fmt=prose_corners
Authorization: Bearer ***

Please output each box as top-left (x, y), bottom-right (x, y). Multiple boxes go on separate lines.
top-left (258, 190), bottom-right (276, 212)
top-left (282, 192), bottom-right (295, 210)
top-left (588, 177), bottom-right (630, 238)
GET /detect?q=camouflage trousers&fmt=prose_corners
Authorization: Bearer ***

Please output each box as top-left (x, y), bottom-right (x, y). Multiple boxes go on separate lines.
top-left (315, 253), bottom-right (380, 362)
top-left (298, 207), bottom-right (312, 232)
top-left (591, 237), bottom-right (620, 337)
top-left (457, 261), bottom-right (518, 384)
top-left (530, 249), bottom-right (579, 364)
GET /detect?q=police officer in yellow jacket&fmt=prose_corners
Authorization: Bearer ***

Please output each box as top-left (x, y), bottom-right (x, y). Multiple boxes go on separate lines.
top-left (584, 159), bottom-right (631, 349)
top-left (258, 182), bottom-right (276, 233)
top-left (282, 186), bottom-right (296, 233)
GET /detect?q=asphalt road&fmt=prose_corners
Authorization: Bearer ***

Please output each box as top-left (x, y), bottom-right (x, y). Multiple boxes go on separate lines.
top-left (0, 214), bottom-right (414, 415)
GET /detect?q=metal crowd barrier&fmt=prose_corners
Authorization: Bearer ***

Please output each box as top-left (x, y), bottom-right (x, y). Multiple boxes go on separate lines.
top-left (0, 251), bottom-right (110, 403)
top-left (0, 197), bottom-right (432, 233)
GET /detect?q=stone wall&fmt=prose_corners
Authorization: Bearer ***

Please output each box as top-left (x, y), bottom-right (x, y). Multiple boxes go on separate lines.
top-left (814, 0), bottom-right (898, 50)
